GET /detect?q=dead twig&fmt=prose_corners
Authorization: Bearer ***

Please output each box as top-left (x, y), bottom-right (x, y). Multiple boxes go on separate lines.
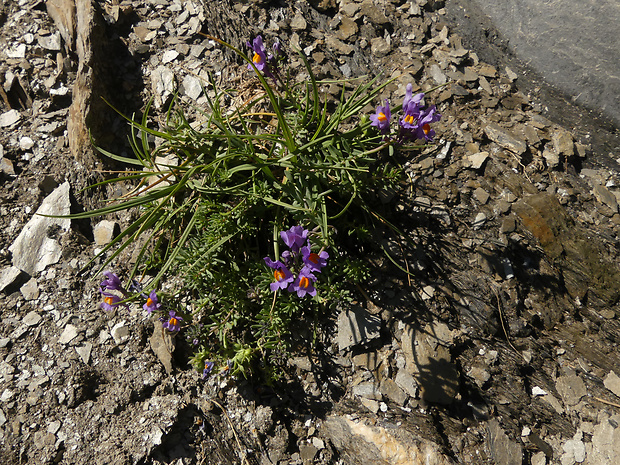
top-left (591, 396), bottom-right (620, 409)
top-left (210, 398), bottom-right (249, 465)
top-left (492, 285), bottom-right (528, 362)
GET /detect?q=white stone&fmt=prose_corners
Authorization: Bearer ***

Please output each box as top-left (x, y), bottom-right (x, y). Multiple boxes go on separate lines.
top-left (467, 151), bottom-right (489, 169)
top-left (22, 311), bottom-right (42, 327)
top-left (6, 43), bottom-right (26, 58)
top-left (58, 325), bottom-right (78, 344)
top-left (0, 389), bottom-right (14, 402)
top-left (161, 50), bottom-right (179, 64)
top-left (420, 285), bottom-right (435, 300)
top-left (473, 212), bottom-right (487, 229)
top-left (151, 66), bottom-right (175, 107)
top-left (9, 182), bottom-right (71, 275)
top-left (531, 451), bottom-right (546, 465)
top-left (93, 220), bottom-right (118, 245)
top-left (20, 278), bottom-right (40, 301)
top-left (0, 266), bottom-right (24, 292)
top-left (311, 437), bottom-right (324, 449)
top-left (182, 74), bottom-right (203, 100)
top-left (47, 420), bottom-right (62, 434)
top-left (75, 343), bottom-right (92, 364)
top-left (19, 136), bottom-right (35, 150)
top-left (0, 110), bottom-right (21, 128)
top-left (38, 32), bottom-right (62, 51)
top-left (604, 371), bottom-right (620, 398)
top-left (111, 321), bottom-right (130, 344)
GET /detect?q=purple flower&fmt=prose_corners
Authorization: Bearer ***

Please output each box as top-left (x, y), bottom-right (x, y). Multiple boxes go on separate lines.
top-left (161, 310), bottom-right (183, 332)
top-left (301, 246), bottom-right (329, 273)
top-left (100, 292), bottom-right (126, 312)
top-left (246, 35), bottom-right (269, 72)
top-left (264, 257), bottom-right (295, 292)
top-left (202, 361), bottom-right (215, 379)
top-left (280, 226), bottom-right (308, 253)
top-left (100, 271), bottom-right (127, 295)
top-left (281, 250), bottom-right (293, 266)
top-left (273, 41), bottom-right (283, 56)
top-left (288, 268), bottom-right (317, 297)
top-left (415, 105), bottom-right (441, 141)
top-left (402, 84), bottom-right (424, 113)
top-left (143, 290), bottom-right (162, 313)
top-left (400, 103), bottom-right (422, 130)
top-left (370, 99), bottom-right (391, 134)
top-left (400, 85), bottom-right (425, 131)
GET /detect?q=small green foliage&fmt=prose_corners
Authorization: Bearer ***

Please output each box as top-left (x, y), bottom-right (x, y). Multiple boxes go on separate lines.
top-left (76, 35), bottom-right (441, 380)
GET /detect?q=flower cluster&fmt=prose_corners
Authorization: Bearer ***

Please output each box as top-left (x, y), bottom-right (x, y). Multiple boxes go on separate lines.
top-left (99, 271), bottom-right (129, 312)
top-left (98, 272), bottom-right (182, 333)
top-left (161, 310), bottom-right (183, 332)
top-left (263, 226), bottom-right (329, 298)
top-left (370, 83), bottom-right (442, 143)
top-left (246, 35), bottom-right (284, 82)
top-left (202, 360), bottom-right (233, 380)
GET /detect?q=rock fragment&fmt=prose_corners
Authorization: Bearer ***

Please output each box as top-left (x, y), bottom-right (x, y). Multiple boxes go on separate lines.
top-left (151, 66), bottom-right (176, 108)
top-left (337, 306), bottom-right (382, 351)
top-left (322, 415), bottom-right (455, 465)
top-left (93, 220), bottom-right (119, 245)
top-left (0, 266), bottom-right (26, 293)
top-left (466, 151), bottom-right (489, 170)
top-left (9, 182), bottom-right (71, 275)
top-left (394, 369), bottom-right (418, 398)
top-left (58, 324), bottom-right (79, 345)
top-left (400, 321), bottom-right (459, 405)
top-left (589, 413), bottom-right (620, 463)
top-left (379, 379), bottom-right (407, 406)
top-left (22, 311), bottom-right (42, 327)
top-left (592, 183), bottom-right (619, 212)
top-left (603, 371), bottom-right (620, 398)
top-left (484, 123), bottom-right (527, 155)
top-left (75, 343), bottom-right (92, 364)
top-left (555, 371), bottom-right (586, 406)
top-left (20, 278), bottom-right (40, 301)
top-left (0, 109), bottom-right (21, 128)
top-left (552, 129), bottom-right (574, 158)
top-left (111, 321), bottom-right (130, 345)
top-left (486, 419), bottom-right (522, 465)
top-left (290, 11), bottom-right (307, 31)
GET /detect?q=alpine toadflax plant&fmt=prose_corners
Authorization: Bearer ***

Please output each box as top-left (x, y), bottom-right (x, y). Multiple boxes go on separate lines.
top-left (370, 83), bottom-right (442, 144)
top-left (370, 99), bottom-right (391, 135)
top-left (246, 35), bottom-right (284, 81)
top-left (98, 272), bottom-right (173, 332)
top-left (264, 226), bottom-right (328, 298)
top-left (161, 310), bottom-right (183, 333)
top-left (143, 290), bottom-right (162, 313)
top-left (264, 257), bottom-right (295, 292)
top-left (99, 271), bottom-right (128, 311)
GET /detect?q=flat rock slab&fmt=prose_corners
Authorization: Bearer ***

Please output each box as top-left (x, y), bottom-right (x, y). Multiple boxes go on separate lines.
top-left (400, 321), bottom-right (459, 405)
top-left (337, 306), bottom-right (381, 351)
top-left (467, 0), bottom-right (620, 127)
top-left (322, 415), bottom-right (455, 465)
top-left (486, 419), bottom-right (522, 465)
top-left (9, 182), bottom-right (71, 275)
top-left (484, 122), bottom-right (527, 155)
top-left (513, 193), bottom-right (620, 305)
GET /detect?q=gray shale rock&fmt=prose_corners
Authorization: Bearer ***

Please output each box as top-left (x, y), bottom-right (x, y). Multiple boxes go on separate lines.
top-left (400, 321), bottom-right (459, 405)
top-left (484, 122), bottom-right (527, 155)
top-left (337, 306), bottom-right (382, 351)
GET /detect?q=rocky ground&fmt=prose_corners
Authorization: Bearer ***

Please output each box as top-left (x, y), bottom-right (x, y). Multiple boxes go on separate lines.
top-left (1, 0), bottom-right (620, 464)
